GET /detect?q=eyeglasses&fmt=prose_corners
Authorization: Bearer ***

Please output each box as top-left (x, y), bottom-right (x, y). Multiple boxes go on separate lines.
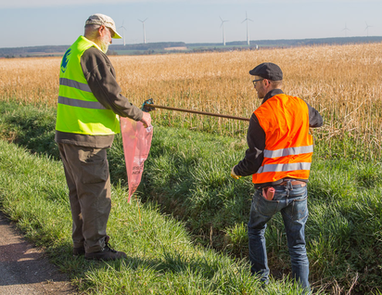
top-left (252, 79), bottom-right (264, 87)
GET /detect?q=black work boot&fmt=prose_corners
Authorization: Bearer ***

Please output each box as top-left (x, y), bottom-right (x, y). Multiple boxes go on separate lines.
top-left (73, 245), bottom-right (85, 256)
top-left (85, 240), bottom-right (127, 261)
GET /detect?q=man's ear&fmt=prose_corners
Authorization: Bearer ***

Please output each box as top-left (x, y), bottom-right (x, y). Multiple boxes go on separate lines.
top-left (98, 25), bottom-right (105, 36)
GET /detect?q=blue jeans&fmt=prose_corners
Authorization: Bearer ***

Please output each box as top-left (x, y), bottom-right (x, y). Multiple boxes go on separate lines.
top-left (248, 181), bottom-right (310, 293)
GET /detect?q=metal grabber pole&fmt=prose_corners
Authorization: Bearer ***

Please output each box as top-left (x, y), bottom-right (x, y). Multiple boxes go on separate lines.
top-left (141, 98), bottom-right (250, 122)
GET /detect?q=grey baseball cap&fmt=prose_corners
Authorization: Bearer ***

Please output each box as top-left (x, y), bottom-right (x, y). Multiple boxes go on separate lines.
top-left (85, 13), bottom-right (122, 39)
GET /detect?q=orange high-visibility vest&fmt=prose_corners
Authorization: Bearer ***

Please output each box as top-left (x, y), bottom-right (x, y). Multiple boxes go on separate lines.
top-left (252, 93), bottom-right (313, 184)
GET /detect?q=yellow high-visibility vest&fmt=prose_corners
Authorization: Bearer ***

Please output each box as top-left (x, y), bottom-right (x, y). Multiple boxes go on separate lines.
top-left (252, 94), bottom-right (313, 184)
top-left (55, 36), bottom-right (120, 135)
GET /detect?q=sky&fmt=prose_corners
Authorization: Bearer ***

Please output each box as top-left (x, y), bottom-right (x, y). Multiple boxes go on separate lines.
top-left (1, 0), bottom-right (381, 48)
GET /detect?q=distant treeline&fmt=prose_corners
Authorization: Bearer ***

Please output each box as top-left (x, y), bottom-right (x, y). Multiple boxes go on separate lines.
top-left (191, 36), bottom-right (382, 48)
top-left (110, 42), bottom-right (186, 51)
top-left (0, 45), bottom-right (69, 58)
top-left (1, 36), bottom-right (382, 58)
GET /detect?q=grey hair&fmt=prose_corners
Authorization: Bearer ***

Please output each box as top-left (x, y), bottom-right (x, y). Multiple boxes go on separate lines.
top-left (84, 24), bottom-right (102, 39)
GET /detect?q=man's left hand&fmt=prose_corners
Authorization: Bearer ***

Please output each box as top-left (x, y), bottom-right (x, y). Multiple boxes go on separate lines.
top-left (231, 166), bottom-right (241, 180)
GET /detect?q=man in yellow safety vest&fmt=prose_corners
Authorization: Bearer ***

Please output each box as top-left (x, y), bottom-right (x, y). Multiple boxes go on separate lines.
top-left (231, 62), bottom-right (323, 293)
top-left (55, 14), bottom-right (151, 261)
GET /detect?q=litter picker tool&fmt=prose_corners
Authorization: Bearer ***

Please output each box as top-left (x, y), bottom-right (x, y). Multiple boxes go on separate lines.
top-left (141, 98), bottom-right (250, 122)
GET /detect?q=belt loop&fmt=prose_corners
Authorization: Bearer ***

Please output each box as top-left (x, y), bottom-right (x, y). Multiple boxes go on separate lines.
top-left (286, 180), bottom-right (293, 190)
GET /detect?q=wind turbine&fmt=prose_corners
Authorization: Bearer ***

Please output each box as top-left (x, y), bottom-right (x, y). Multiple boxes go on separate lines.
top-left (342, 23), bottom-right (350, 37)
top-left (242, 11), bottom-right (253, 46)
top-left (138, 18), bottom-right (148, 44)
top-left (365, 22), bottom-right (372, 37)
top-left (118, 21), bottom-right (127, 46)
top-left (220, 16), bottom-right (229, 46)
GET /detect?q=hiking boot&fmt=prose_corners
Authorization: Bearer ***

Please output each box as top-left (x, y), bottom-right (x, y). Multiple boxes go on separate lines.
top-left (73, 245), bottom-right (85, 256)
top-left (85, 243), bottom-right (127, 261)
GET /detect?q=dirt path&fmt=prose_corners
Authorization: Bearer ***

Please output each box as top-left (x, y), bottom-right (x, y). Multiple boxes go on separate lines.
top-left (0, 212), bottom-right (76, 294)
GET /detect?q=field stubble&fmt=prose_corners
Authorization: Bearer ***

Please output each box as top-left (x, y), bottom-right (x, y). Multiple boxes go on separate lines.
top-left (2, 42), bottom-right (382, 158)
top-left (1, 44), bottom-right (382, 294)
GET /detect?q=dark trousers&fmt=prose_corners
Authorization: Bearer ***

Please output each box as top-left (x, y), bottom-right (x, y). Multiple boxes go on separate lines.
top-left (58, 143), bottom-right (111, 253)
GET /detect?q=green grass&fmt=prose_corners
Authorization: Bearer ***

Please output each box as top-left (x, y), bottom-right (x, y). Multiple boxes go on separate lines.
top-left (0, 134), bottom-right (306, 294)
top-left (0, 100), bottom-right (381, 294)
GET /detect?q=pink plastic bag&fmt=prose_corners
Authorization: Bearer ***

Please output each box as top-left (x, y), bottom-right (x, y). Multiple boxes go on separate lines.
top-left (120, 117), bottom-right (153, 203)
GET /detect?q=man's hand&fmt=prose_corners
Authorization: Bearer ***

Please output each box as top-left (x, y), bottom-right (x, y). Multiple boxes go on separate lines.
top-left (231, 166), bottom-right (241, 180)
top-left (140, 112), bottom-right (152, 128)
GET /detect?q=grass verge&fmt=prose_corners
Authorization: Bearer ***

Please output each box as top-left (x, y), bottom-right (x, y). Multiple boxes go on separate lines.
top-left (0, 137), bottom-right (306, 294)
top-left (0, 101), bottom-right (381, 294)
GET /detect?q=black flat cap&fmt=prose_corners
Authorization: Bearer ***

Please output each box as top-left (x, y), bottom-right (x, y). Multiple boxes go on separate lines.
top-left (249, 62), bottom-right (283, 81)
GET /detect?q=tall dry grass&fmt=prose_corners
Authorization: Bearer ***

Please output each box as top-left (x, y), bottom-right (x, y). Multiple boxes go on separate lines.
top-left (0, 57), bottom-right (60, 106)
top-left (1, 42), bottom-right (382, 156)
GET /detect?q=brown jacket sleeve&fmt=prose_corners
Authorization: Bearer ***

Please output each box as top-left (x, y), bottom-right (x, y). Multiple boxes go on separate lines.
top-left (81, 47), bottom-right (143, 121)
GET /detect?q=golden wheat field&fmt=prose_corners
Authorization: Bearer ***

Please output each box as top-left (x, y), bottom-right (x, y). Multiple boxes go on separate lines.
top-left (1, 42), bottom-right (382, 155)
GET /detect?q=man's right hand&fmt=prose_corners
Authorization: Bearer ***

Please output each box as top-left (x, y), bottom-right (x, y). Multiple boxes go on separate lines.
top-left (140, 112), bottom-right (152, 128)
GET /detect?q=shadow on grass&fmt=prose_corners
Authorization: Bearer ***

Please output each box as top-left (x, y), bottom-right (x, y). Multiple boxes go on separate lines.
top-left (3, 101), bottom-right (382, 293)
top-left (0, 101), bottom-right (59, 160)
top-left (49, 243), bottom-right (241, 283)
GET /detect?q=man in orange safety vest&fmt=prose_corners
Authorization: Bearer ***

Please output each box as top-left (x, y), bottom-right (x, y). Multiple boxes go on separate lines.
top-left (231, 62), bottom-right (323, 293)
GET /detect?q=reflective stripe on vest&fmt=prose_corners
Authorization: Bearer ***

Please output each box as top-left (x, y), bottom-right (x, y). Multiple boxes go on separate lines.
top-left (263, 145), bottom-right (313, 158)
top-left (55, 36), bottom-right (120, 136)
top-left (59, 77), bottom-right (91, 93)
top-left (252, 94), bottom-right (313, 184)
top-left (59, 77), bottom-right (106, 109)
top-left (58, 96), bottom-right (106, 110)
top-left (257, 162), bottom-right (311, 174)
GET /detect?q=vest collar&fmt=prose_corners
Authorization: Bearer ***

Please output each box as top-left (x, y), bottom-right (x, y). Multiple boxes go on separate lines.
top-left (261, 89), bottom-right (284, 104)
top-left (81, 35), bottom-right (103, 52)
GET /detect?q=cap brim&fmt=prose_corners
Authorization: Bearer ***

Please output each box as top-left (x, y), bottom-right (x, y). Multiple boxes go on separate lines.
top-left (112, 31), bottom-right (122, 39)
top-left (110, 28), bottom-right (122, 39)
top-left (249, 69), bottom-right (258, 76)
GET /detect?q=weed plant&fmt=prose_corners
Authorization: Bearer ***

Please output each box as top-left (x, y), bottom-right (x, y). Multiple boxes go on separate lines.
top-left (0, 101), bottom-right (381, 293)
